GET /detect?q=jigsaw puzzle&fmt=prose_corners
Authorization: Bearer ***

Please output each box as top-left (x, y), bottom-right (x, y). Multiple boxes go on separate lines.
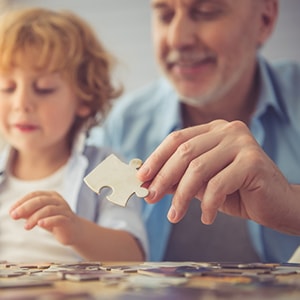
top-left (84, 154), bottom-right (149, 206)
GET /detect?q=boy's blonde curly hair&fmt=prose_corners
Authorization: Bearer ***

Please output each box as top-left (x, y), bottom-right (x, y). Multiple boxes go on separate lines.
top-left (0, 7), bottom-right (122, 142)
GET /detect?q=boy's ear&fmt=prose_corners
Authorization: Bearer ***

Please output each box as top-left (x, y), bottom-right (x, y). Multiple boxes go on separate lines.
top-left (258, 0), bottom-right (278, 46)
top-left (77, 102), bottom-right (91, 117)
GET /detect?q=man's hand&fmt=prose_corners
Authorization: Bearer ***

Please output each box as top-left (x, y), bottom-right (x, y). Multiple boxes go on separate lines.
top-left (138, 120), bottom-right (300, 234)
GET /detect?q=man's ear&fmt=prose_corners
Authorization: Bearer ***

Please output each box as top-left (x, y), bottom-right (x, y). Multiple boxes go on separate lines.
top-left (258, 0), bottom-right (278, 46)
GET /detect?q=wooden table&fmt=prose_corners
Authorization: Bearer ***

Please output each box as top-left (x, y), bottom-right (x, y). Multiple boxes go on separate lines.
top-left (1, 261), bottom-right (300, 299)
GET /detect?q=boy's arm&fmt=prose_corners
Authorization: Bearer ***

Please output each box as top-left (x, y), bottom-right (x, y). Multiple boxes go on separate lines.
top-left (71, 217), bottom-right (145, 261)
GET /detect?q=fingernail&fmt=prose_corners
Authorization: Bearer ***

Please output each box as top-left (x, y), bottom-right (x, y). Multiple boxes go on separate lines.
top-left (138, 165), bottom-right (150, 179)
top-left (167, 206), bottom-right (177, 222)
top-left (202, 213), bottom-right (213, 225)
top-left (201, 214), bottom-right (209, 224)
top-left (145, 188), bottom-right (156, 202)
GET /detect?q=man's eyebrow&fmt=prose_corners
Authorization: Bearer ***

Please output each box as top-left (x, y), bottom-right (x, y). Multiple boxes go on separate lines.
top-left (193, 0), bottom-right (228, 6)
top-left (151, 1), bottom-right (168, 10)
top-left (194, 0), bottom-right (222, 5)
top-left (151, 0), bottom-right (221, 9)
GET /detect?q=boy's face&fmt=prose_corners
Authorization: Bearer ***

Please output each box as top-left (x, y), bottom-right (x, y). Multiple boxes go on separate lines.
top-left (151, 0), bottom-right (277, 107)
top-left (0, 65), bottom-right (90, 155)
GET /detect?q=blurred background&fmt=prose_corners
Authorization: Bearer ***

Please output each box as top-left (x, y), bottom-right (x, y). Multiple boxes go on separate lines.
top-left (1, 0), bottom-right (300, 94)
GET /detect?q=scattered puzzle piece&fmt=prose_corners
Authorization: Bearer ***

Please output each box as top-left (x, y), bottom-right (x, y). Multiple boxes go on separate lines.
top-left (84, 154), bottom-right (149, 207)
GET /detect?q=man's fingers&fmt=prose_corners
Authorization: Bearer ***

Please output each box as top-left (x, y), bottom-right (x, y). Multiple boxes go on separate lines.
top-left (167, 200), bottom-right (192, 223)
top-left (166, 142), bottom-right (234, 222)
top-left (200, 155), bottom-right (255, 224)
top-left (138, 125), bottom-right (213, 182)
top-left (143, 129), bottom-right (224, 203)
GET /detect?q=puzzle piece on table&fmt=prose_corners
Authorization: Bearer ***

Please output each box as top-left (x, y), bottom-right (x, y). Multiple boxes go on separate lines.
top-left (84, 154), bottom-right (149, 207)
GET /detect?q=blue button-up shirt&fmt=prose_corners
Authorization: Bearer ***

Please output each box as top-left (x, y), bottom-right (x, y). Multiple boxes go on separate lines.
top-left (91, 55), bottom-right (300, 262)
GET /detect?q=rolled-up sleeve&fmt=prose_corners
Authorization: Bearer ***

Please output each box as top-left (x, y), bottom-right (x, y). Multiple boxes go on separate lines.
top-left (98, 191), bottom-right (149, 260)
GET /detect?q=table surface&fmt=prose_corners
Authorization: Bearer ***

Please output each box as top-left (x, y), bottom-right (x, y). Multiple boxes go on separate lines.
top-left (1, 261), bottom-right (300, 299)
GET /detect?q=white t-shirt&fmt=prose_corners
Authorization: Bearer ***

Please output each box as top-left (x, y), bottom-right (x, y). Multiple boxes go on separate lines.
top-left (0, 166), bottom-right (79, 263)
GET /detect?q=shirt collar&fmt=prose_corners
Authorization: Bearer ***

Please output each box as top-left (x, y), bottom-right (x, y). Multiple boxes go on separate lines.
top-left (71, 130), bottom-right (88, 156)
top-left (0, 144), bottom-right (12, 175)
top-left (156, 78), bottom-right (184, 136)
top-left (253, 55), bottom-right (288, 122)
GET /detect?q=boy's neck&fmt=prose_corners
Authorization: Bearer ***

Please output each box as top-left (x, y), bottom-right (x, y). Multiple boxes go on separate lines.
top-left (10, 147), bottom-right (70, 180)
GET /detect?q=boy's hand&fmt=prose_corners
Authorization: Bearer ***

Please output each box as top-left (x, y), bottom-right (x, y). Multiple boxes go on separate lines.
top-left (10, 191), bottom-right (80, 246)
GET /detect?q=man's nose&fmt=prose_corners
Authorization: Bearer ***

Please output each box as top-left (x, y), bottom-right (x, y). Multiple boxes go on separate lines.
top-left (167, 15), bottom-right (197, 50)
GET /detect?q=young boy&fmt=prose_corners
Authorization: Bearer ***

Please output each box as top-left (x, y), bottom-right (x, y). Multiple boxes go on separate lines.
top-left (0, 7), bottom-right (148, 263)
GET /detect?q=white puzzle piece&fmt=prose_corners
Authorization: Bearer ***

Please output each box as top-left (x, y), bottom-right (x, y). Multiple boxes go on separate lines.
top-left (84, 154), bottom-right (149, 207)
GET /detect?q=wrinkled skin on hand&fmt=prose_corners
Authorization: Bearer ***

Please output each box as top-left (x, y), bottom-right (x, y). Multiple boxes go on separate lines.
top-left (138, 120), bottom-right (300, 235)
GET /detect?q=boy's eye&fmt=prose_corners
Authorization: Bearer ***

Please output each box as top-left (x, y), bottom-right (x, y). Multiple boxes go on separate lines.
top-left (0, 84), bottom-right (15, 93)
top-left (35, 87), bottom-right (56, 94)
top-left (0, 78), bottom-right (15, 93)
top-left (0, 87), bottom-right (14, 93)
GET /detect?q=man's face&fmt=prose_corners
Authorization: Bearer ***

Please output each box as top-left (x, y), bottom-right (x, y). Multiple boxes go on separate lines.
top-left (151, 0), bottom-right (277, 107)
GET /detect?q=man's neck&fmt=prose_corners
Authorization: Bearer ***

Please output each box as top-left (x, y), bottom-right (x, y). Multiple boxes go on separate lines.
top-left (181, 68), bottom-right (260, 128)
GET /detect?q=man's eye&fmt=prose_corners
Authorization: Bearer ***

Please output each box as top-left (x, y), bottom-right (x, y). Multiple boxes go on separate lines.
top-left (192, 5), bottom-right (223, 20)
top-left (154, 10), bottom-right (174, 24)
top-left (161, 13), bottom-right (173, 23)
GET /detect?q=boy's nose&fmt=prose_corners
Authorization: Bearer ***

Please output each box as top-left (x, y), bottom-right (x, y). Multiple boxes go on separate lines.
top-left (12, 88), bottom-right (34, 112)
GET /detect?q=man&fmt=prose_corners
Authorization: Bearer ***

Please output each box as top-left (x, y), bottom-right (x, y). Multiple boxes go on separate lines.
top-left (94, 0), bottom-right (300, 261)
